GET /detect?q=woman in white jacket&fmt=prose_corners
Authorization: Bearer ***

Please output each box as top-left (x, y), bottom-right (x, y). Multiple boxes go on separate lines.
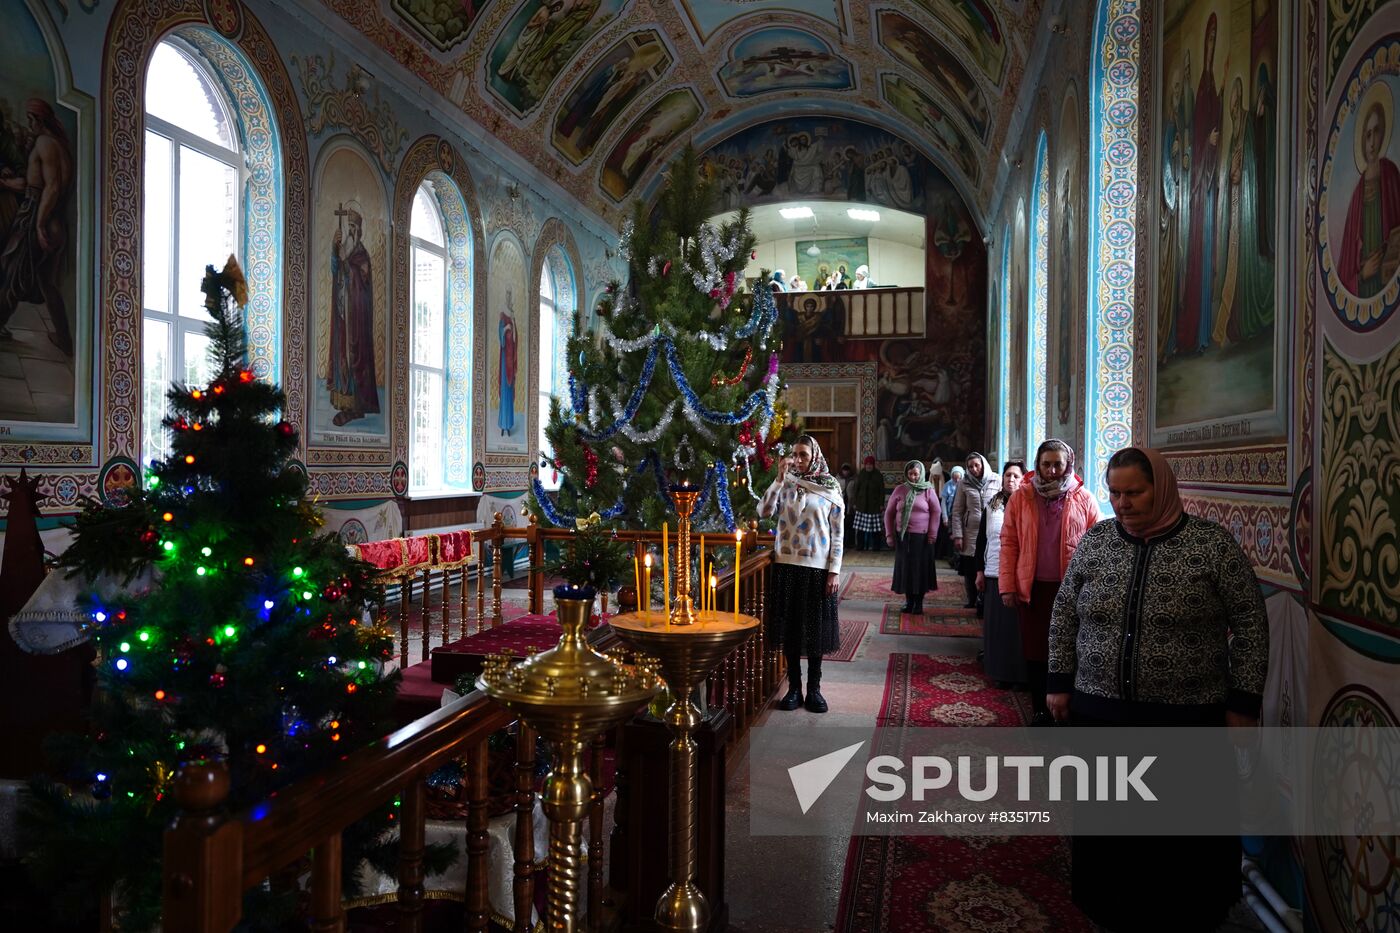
top-left (950, 452), bottom-right (1000, 613)
top-left (758, 435), bottom-right (844, 713)
top-left (973, 460), bottom-right (1026, 687)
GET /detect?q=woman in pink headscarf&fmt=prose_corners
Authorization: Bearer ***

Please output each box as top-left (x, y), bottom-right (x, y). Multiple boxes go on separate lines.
top-left (1045, 446), bottom-right (1269, 932)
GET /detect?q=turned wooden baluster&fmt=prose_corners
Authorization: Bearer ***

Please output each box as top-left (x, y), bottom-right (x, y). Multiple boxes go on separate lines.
top-left (513, 723), bottom-right (536, 933)
top-left (465, 741), bottom-right (490, 933)
top-left (162, 757), bottom-right (242, 932)
top-left (441, 566), bottom-right (452, 644)
top-left (526, 511), bottom-right (541, 615)
top-left (419, 567), bottom-right (433, 660)
top-left (476, 536), bottom-right (486, 636)
top-left (491, 512), bottom-right (505, 628)
top-left (464, 560), bottom-right (476, 638)
top-left (398, 572), bottom-right (411, 663)
top-left (310, 833), bottom-right (345, 932)
top-left (396, 780), bottom-right (426, 932)
top-left (588, 732), bottom-right (606, 932)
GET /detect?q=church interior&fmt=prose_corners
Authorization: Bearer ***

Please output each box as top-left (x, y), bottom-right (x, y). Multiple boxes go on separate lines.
top-left (0, 0), bottom-right (1396, 930)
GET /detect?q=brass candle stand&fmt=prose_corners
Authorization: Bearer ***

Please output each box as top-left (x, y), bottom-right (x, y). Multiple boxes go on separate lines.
top-left (610, 484), bottom-right (760, 932)
top-left (478, 588), bottom-right (660, 933)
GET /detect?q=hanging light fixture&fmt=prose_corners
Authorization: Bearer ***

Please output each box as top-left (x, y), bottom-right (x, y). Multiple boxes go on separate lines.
top-left (806, 243), bottom-right (821, 257)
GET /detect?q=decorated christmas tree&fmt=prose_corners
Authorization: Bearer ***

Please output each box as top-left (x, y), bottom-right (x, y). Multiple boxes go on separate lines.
top-left (533, 147), bottom-right (793, 533)
top-left (24, 258), bottom-right (403, 928)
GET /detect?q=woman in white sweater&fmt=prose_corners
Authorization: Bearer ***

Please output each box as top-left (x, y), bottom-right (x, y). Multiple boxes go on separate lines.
top-left (973, 460), bottom-right (1026, 687)
top-left (758, 435), bottom-right (844, 713)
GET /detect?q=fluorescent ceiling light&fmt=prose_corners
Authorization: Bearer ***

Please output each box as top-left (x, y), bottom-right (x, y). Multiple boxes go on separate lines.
top-left (779, 206), bottom-right (814, 219)
top-left (847, 208), bottom-right (881, 222)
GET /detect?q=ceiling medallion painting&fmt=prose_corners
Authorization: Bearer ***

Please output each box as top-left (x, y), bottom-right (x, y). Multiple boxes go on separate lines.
top-left (909, 0), bottom-right (1008, 85)
top-left (486, 0), bottom-right (627, 116)
top-left (600, 88), bottom-right (704, 202)
top-left (881, 72), bottom-right (982, 186)
top-left (717, 26), bottom-right (855, 98)
top-left (553, 30), bottom-right (673, 165)
top-left (877, 8), bottom-right (991, 141)
top-left (391, 0), bottom-right (494, 52)
top-left (678, 0), bottom-right (845, 41)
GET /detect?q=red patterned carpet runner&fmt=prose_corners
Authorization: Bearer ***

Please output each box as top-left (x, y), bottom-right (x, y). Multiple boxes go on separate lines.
top-left (804, 617), bottom-right (870, 663)
top-left (879, 604), bottom-right (982, 638)
top-left (835, 653), bottom-right (1093, 932)
top-left (840, 571), bottom-right (965, 607)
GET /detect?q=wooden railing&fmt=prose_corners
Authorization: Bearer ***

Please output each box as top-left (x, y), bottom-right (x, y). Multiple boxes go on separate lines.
top-left (161, 515), bottom-right (781, 931)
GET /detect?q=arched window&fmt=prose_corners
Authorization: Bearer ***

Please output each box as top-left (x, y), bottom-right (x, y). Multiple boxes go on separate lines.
top-left (410, 183), bottom-right (448, 493)
top-left (1085, 0), bottom-right (1140, 508)
top-left (409, 174), bottom-right (473, 493)
top-left (141, 39), bottom-right (246, 470)
top-left (1028, 130), bottom-right (1050, 444)
top-left (997, 223), bottom-right (1013, 465)
top-left (537, 251), bottom-right (574, 492)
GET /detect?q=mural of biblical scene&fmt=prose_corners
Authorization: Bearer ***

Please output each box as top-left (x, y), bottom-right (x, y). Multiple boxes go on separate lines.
top-left (678, 0), bottom-right (843, 40)
top-left (392, 0), bottom-right (494, 52)
top-left (1320, 67), bottom-right (1400, 326)
top-left (553, 31), bottom-right (671, 165)
top-left (487, 0), bottom-right (626, 116)
top-left (0, 2), bottom-right (83, 434)
top-left (717, 27), bottom-right (853, 98)
top-left (910, 0), bottom-right (1007, 85)
top-left (877, 10), bottom-right (990, 141)
top-left (486, 237), bottom-right (529, 453)
top-left (1153, 0), bottom-right (1281, 444)
top-left (776, 172), bottom-right (986, 464)
top-left (311, 144), bottom-right (389, 447)
top-left (700, 117), bottom-right (930, 215)
top-left (1053, 88), bottom-right (1081, 435)
top-left (881, 73), bottom-right (981, 186)
top-left (600, 89), bottom-right (701, 202)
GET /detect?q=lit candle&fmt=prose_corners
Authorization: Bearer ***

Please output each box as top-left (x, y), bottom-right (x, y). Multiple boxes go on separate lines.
top-left (662, 523), bottom-right (670, 618)
top-left (733, 529), bottom-right (743, 624)
top-left (643, 552), bottom-right (652, 615)
top-left (709, 573), bottom-right (717, 616)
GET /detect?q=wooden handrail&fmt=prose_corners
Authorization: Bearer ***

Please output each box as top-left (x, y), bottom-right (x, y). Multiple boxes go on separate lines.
top-left (240, 693), bottom-right (510, 887)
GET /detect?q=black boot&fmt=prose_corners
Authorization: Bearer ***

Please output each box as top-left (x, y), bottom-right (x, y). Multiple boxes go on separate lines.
top-left (913, 595), bottom-right (924, 615)
top-left (777, 654), bottom-right (803, 710)
top-left (804, 658), bottom-right (827, 713)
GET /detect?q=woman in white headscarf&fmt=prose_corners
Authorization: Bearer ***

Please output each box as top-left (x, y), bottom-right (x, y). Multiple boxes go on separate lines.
top-left (853, 264), bottom-right (871, 288)
top-left (949, 452), bottom-right (1000, 614)
top-left (759, 434), bottom-right (844, 713)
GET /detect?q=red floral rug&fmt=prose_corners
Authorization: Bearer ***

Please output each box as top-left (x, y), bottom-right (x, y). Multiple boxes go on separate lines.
top-left (804, 617), bottom-right (869, 663)
top-left (834, 654), bottom-right (1091, 932)
top-left (840, 571), bottom-right (966, 607)
top-left (879, 604), bottom-right (981, 638)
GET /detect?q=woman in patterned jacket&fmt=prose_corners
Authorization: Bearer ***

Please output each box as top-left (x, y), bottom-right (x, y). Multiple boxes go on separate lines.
top-left (759, 435), bottom-right (844, 713)
top-left (1047, 446), bottom-right (1268, 932)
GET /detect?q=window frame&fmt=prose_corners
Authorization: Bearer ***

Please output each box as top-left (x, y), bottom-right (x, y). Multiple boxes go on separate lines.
top-left (537, 263), bottom-right (561, 492)
top-left (409, 181), bottom-right (452, 496)
top-left (141, 36), bottom-right (248, 472)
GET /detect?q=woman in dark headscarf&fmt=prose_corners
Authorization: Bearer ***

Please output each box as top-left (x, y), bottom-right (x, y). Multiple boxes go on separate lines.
top-left (882, 460), bottom-right (941, 616)
top-left (850, 455), bottom-right (886, 551)
top-left (759, 435), bottom-right (845, 713)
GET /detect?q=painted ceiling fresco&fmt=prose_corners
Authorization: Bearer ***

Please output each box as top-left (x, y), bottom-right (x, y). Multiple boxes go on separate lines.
top-left (323, 0), bottom-right (1046, 223)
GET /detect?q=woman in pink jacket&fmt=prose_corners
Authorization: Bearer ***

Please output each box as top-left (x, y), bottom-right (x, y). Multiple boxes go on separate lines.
top-left (883, 460), bottom-right (941, 615)
top-left (999, 438), bottom-right (1101, 725)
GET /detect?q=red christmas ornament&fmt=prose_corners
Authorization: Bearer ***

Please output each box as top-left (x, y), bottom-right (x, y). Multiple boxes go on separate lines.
top-left (276, 421), bottom-right (294, 437)
top-left (140, 529), bottom-right (158, 544)
top-left (662, 260), bottom-right (672, 277)
top-left (209, 671), bottom-right (226, 688)
top-left (582, 445), bottom-right (599, 488)
top-left (750, 250), bottom-right (757, 260)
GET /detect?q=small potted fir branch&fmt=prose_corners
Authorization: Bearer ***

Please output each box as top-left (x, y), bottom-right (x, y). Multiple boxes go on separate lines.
top-left (541, 513), bottom-right (633, 621)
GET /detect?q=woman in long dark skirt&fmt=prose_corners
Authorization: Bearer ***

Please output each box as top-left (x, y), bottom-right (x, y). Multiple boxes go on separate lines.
top-left (882, 460), bottom-right (941, 614)
top-left (974, 459), bottom-right (1025, 686)
top-left (759, 435), bottom-right (844, 713)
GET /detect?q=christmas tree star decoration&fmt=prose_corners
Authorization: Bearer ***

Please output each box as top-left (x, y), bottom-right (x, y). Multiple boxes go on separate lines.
top-left (532, 147), bottom-right (787, 533)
